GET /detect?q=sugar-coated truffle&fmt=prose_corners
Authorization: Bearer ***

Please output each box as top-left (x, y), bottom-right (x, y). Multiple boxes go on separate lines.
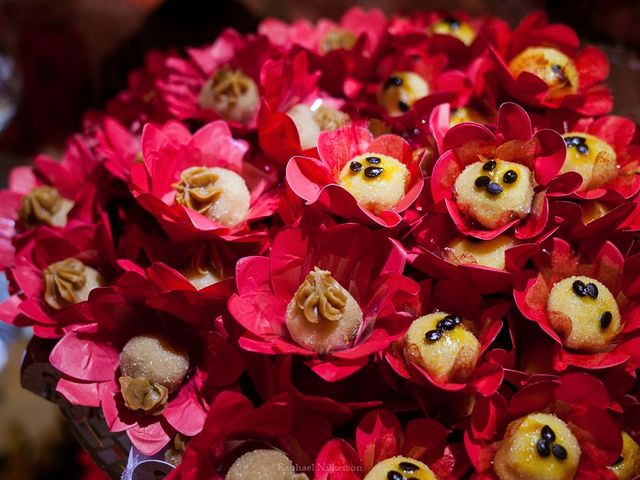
top-left (338, 152), bottom-right (409, 214)
top-left (508, 47), bottom-right (579, 100)
top-left (225, 449), bottom-right (308, 480)
top-left (445, 235), bottom-right (516, 270)
top-left (547, 275), bottom-right (621, 352)
top-left (18, 185), bottom-right (74, 228)
top-left (173, 166), bottom-right (250, 227)
top-left (43, 258), bottom-right (105, 310)
top-left (377, 71), bottom-right (429, 116)
top-left (494, 413), bottom-right (581, 480)
top-left (454, 158), bottom-right (534, 229)
top-left (286, 267), bottom-right (362, 354)
top-left (609, 432), bottom-right (640, 480)
top-left (319, 29), bottom-right (356, 54)
top-left (198, 67), bottom-right (259, 124)
top-left (286, 104), bottom-right (349, 150)
top-left (430, 17), bottom-right (475, 45)
top-left (364, 456), bottom-right (437, 480)
top-left (561, 133), bottom-right (618, 190)
top-left (404, 312), bottom-right (480, 383)
top-left (119, 334), bottom-right (190, 393)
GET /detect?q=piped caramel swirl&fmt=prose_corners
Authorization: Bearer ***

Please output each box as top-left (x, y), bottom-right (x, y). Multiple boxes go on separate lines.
top-left (294, 267), bottom-right (348, 324)
top-left (118, 375), bottom-right (169, 416)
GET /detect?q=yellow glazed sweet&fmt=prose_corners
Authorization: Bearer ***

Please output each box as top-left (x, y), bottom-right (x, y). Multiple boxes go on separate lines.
top-left (430, 17), bottom-right (475, 45)
top-left (561, 133), bottom-right (618, 190)
top-left (445, 235), bottom-right (516, 270)
top-left (546, 275), bottom-right (621, 351)
top-left (225, 449), bottom-right (308, 480)
top-left (508, 47), bottom-right (579, 100)
top-left (377, 71), bottom-right (429, 116)
top-left (286, 267), bottom-right (363, 354)
top-left (449, 107), bottom-right (486, 126)
top-left (403, 312), bottom-right (480, 383)
top-left (364, 456), bottom-right (436, 480)
top-left (338, 152), bottom-right (409, 213)
top-left (609, 432), bottom-right (640, 480)
top-left (494, 413), bottom-right (581, 480)
top-left (454, 158), bottom-right (534, 229)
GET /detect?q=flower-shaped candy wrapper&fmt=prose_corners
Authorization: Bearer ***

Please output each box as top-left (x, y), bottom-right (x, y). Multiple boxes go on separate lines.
top-left (431, 102), bottom-right (580, 240)
top-left (167, 390), bottom-right (332, 480)
top-left (385, 280), bottom-right (507, 398)
top-left (130, 120), bottom-right (280, 242)
top-left (50, 280), bottom-right (243, 456)
top-left (513, 237), bottom-right (640, 372)
top-left (0, 215), bottom-right (115, 338)
top-left (466, 373), bottom-right (624, 479)
top-left (286, 123), bottom-right (424, 227)
top-left (488, 11), bottom-right (612, 116)
top-left (314, 409), bottom-right (471, 479)
top-left (228, 210), bottom-right (420, 382)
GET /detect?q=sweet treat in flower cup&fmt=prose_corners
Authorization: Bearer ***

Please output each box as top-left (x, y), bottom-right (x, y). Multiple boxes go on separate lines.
top-left (3, 6), bottom-right (640, 480)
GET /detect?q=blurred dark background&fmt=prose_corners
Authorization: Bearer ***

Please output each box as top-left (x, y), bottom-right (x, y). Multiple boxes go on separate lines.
top-left (0, 0), bottom-right (638, 478)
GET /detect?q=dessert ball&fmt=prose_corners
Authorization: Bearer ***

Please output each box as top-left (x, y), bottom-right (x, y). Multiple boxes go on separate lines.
top-left (198, 67), bottom-right (259, 124)
top-left (18, 185), bottom-right (74, 228)
top-left (225, 449), bottom-right (308, 480)
top-left (508, 47), bottom-right (579, 100)
top-left (286, 267), bottom-right (362, 354)
top-left (430, 16), bottom-right (476, 45)
top-left (449, 107), bottom-right (486, 126)
top-left (454, 158), bottom-right (534, 229)
top-left (403, 312), bottom-right (480, 383)
top-left (180, 248), bottom-right (226, 290)
top-left (286, 104), bottom-right (349, 150)
top-left (119, 334), bottom-right (190, 393)
top-left (377, 71), bottom-right (429, 116)
top-left (561, 133), bottom-right (618, 190)
top-left (319, 29), bottom-right (357, 54)
top-left (364, 456), bottom-right (436, 480)
top-left (494, 413), bottom-right (581, 480)
top-left (173, 166), bottom-right (251, 227)
top-left (43, 258), bottom-right (105, 310)
top-left (546, 276), bottom-right (621, 351)
top-left (338, 153), bottom-right (410, 213)
top-left (609, 432), bottom-right (640, 480)
top-left (445, 235), bottom-right (516, 270)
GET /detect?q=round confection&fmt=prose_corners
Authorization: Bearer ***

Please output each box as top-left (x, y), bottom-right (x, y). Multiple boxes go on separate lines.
top-left (225, 449), bottom-right (307, 480)
top-left (198, 68), bottom-right (259, 124)
top-left (430, 17), bottom-right (476, 45)
top-left (377, 71), bottom-right (429, 116)
top-left (119, 334), bottom-right (190, 393)
top-left (454, 158), bottom-right (534, 229)
top-left (338, 152), bottom-right (410, 214)
top-left (508, 47), bottom-right (579, 100)
top-left (174, 166), bottom-right (251, 227)
top-left (561, 133), bottom-right (618, 190)
top-left (319, 28), bottom-right (356, 54)
top-left (546, 275), bottom-right (621, 352)
top-left (609, 432), bottom-right (640, 480)
top-left (286, 267), bottom-right (363, 354)
top-left (364, 456), bottom-right (436, 480)
top-left (445, 235), bottom-right (516, 270)
top-left (403, 312), bottom-right (480, 384)
top-left (19, 185), bottom-right (74, 228)
top-left (494, 412), bottom-right (581, 480)
top-left (180, 264), bottom-right (224, 290)
top-left (449, 107), bottom-right (486, 126)
top-left (43, 259), bottom-right (105, 310)
top-left (287, 104), bottom-right (322, 150)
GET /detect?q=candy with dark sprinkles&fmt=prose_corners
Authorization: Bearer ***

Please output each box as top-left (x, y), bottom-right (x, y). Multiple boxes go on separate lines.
top-left (364, 166), bottom-right (384, 178)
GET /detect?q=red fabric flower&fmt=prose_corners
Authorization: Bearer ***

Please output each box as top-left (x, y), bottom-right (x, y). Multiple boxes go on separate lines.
top-left (431, 102), bottom-right (579, 240)
top-left (227, 210), bottom-right (420, 382)
top-left (488, 11), bottom-right (612, 115)
top-left (286, 123), bottom-right (424, 227)
top-left (465, 373), bottom-right (623, 479)
top-left (130, 120), bottom-right (280, 242)
top-left (314, 409), bottom-right (469, 479)
top-left (513, 237), bottom-right (640, 371)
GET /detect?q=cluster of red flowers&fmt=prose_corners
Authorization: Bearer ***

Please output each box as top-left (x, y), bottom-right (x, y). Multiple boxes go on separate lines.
top-left (2, 7), bottom-right (640, 480)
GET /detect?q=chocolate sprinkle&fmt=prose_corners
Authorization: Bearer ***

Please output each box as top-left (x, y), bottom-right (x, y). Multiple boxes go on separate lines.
top-left (552, 444), bottom-right (568, 460)
top-left (350, 161), bottom-right (363, 172)
top-left (537, 438), bottom-right (551, 457)
top-left (600, 311), bottom-right (612, 329)
top-left (572, 280), bottom-right (587, 297)
top-left (541, 425), bottom-right (556, 442)
top-left (614, 455), bottom-right (624, 465)
top-left (399, 461), bottom-right (419, 473)
top-left (503, 170), bottom-right (518, 184)
top-left (425, 329), bottom-right (442, 342)
top-left (364, 166), bottom-right (384, 178)
top-left (444, 314), bottom-right (462, 325)
top-left (437, 317), bottom-right (457, 331)
top-left (366, 156), bottom-right (381, 164)
top-left (482, 159), bottom-right (496, 171)
top-left (486, 182), bottom-right (503, 195)
top-left (564, 136), bottom-right (589, 155)
top-left (585, 282), bottom-right (599, 299)
top-left (398, 100), bottom-right (410, 112)
top-left (475, 175), bottom-right (490, 188)
top-left (387, 471), bottom-right (403, 480)
top-left (384, 76), bottom-right (403, 89)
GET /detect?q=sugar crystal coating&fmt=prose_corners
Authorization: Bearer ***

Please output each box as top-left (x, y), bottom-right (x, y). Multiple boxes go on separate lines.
top-left (225, 449), bottom-right (308, 480)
